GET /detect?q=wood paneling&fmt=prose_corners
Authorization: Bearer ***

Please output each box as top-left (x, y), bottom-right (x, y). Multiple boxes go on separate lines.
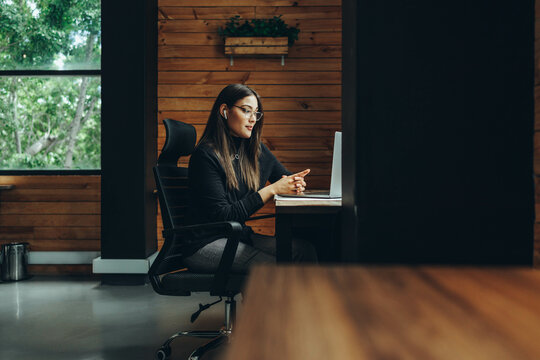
top-left (0, 202), bottom-right (100, 214)
top-left (158, 84), bottom-right (341, 97)
top-left (159, 98), bottom-right (341, 111)
top-left (159, 1), bottom-right (341, 7)
top-left (159, 71), bottom-right (341, 84)
top-left (160, 19), bottom-right (341, 33)
top-left (159, 7), bottom-right (256, 20)
top-left (0, 176), bottom-right (101, 270)
top-left (159, 31), bottom-right (341, 46)
top-left (158, 110), bottom-right (341, 124)
top-left (158, 6), bottom-right (342, 21)
top-left (159, 58), bottom-right (341, 71)
top-left (156, 0), bottom-right (341, 244)
top-left (28, 264), bottom-right (95, 276)
top-left (159, 45), bottom-right (342, 58)
top-left (158, 124), bottom-right (340, 138)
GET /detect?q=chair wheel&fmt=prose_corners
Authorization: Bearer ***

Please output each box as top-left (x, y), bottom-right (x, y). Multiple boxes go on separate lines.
top-left (156, 346), bottom-right (171, 360)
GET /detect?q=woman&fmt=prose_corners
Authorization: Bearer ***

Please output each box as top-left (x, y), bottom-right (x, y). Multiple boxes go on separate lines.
top-left (183, 84), bottom-right (317, 273)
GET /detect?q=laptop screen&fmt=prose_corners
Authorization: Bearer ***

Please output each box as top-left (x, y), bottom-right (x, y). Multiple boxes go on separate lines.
top-left (329, 131), bottom-right (342, 197)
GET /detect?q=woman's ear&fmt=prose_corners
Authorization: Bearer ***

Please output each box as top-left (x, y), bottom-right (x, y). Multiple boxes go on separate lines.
top-left (219, 104), bottom-right (228, 119)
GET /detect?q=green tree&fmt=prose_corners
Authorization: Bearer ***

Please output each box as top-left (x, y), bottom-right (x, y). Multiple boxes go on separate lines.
top-left (0, 0), bottom-right (101, 169)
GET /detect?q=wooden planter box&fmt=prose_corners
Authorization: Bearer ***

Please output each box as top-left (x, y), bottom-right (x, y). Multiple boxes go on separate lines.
top-left (224, 37), bottom-right (288, 56)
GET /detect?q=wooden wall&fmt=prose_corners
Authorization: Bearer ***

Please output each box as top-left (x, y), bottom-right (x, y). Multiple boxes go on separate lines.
top-left (157, 0), bottom-right (342, 242)
top-left (0, 176), bottom-right (100, 274)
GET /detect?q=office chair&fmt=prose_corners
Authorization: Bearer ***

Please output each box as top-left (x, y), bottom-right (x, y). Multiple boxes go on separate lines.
top-left (150, 119), bottom-right (247, 360)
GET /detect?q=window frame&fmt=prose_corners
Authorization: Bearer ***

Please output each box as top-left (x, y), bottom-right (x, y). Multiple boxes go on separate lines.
top-left (0, 11), bottom-right (102, 175)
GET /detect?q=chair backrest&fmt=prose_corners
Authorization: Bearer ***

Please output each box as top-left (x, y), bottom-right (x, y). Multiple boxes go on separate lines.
top-left (154, 119), bottom-right (197, 231)
top-left (150, 119), bottom-right (244, 297)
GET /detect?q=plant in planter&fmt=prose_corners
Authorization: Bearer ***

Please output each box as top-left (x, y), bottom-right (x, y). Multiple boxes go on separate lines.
top-left (218, 15), bottom-right (300, 65)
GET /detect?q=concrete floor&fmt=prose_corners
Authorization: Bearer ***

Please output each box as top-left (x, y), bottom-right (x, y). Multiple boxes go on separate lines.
top-left (0, 276), bottom-right (235, 360)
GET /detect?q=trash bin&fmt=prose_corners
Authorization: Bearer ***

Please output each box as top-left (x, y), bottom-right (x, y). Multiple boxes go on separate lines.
top-left (1, 242), bottom-right (29, 281)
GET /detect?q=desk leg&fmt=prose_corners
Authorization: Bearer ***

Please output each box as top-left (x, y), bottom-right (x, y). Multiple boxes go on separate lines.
top-left (276, 213), bottom-right (293, 262)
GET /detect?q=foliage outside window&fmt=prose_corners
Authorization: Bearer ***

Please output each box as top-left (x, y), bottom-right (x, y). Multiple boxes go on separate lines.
top-left (0, 0), bottom-right (101, 170)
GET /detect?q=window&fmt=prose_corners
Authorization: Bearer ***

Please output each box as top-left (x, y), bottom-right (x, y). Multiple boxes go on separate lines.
top-left (0, 0), bottom-right (101, 171)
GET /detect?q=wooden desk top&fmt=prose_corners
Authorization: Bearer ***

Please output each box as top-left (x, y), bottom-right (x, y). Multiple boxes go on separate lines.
top-left (274, 194), bottom-right (341, 207)
top-left (226, 265), bottom-right (540, 360)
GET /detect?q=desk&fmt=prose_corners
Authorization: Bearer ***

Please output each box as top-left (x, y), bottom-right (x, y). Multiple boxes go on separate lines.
top-left (227, 265), bottom-right (540, 360)
top-left (274, 195), bottom-right (341, 262)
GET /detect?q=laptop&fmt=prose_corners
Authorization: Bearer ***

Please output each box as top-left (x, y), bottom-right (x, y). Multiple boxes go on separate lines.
top-left (278, 131), bottom-right (342, 199)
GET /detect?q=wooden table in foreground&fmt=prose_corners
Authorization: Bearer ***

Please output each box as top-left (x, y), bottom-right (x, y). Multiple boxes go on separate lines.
top-left (226, 265), bottom-right (540, 360)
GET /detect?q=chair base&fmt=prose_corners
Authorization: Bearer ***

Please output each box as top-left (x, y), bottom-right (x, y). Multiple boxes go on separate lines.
top-left (156, 329), bottom-right (230, 360)
top-left (155, 297), bottom-right (236, 360)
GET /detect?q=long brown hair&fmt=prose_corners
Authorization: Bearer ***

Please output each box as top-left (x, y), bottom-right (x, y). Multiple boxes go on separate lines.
top-left (198, 84), bottom-right (264, 191)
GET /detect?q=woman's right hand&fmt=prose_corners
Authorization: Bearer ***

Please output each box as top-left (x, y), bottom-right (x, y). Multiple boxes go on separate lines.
top-left (272, 169), bottom-right (310, 195)
top-left (258, 169), bottom-right (310, 203)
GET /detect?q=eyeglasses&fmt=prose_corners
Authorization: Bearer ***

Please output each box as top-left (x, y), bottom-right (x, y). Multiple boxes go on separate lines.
top-left (232, 105), bottom-right (263, 121)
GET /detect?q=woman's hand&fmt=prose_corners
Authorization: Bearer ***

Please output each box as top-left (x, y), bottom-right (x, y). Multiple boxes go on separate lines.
top-left (258, 169), bottom-right (310, 203)
top-left (278, 170), bottom-right (309, 194)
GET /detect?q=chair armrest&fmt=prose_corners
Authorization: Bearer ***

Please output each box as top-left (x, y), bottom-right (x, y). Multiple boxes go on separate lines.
top-left (210, 223), bottom-right (242, 296)
top-left (245, 214), bottom-right (275, 221)
top-left (149, 221), bottom-right (243, 296)
top-left (162, 221), bottom-right (243, 238)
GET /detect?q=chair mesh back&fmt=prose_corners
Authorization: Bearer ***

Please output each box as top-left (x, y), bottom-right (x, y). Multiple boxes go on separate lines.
top-left (154, 119), bottom-right (196, 232)
top-left (154, 166), bottom-right (189, 230)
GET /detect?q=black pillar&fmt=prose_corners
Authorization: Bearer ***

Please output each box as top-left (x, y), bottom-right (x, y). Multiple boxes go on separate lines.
top-left (100, 0), bottom-right (157, 281)
top-left (343, 0), bottom-right (534, 264)
top-left (341, 0), bottom-right (359, 262)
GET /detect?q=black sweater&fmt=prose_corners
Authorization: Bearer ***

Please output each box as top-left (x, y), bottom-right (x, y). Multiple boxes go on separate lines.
top-left (184, 137), bottom-right (290, 256)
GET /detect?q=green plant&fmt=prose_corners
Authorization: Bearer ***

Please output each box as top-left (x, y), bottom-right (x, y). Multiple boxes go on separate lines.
top-left (218, 15), bottom-right (300, 46)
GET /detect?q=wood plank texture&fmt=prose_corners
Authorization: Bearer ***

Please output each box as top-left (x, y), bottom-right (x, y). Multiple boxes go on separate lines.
top-left (0, 175), bottom-right (101, 256)
top-left (158, 1), bottom-right (341, 7)
top-left (158, 6), bottom-right (341, 21)
top-left (158, 45), bottom-right (341, 58)
top-left (28, 264), bottom-right (94, 276)
top-left (159, 7), bottom-right (256, 20)
top-left (159, 97), bottom-right (340, 111)
top-left (159, 32), bottom-right (341, 46)
top-left (160, 19), bottom-right (341, 33)
top-left (157, 124), bottom-right (340, 138)
top-left (227, 266), bottom-right (540, 360)
top-left (158, 110), bottom-right (341, 124)
top-left (159, 71), bottom-right (341, 84)
top-left (256, 6), bottom-right (341, 19)
top-left (0, 202), bottom-right (100, 214)
top-left (159, 58), bottom-right (341, 71)
top-left (158, 84), bottom-right (341, 97)
top-left (156, 0), bottom-right (341, 243)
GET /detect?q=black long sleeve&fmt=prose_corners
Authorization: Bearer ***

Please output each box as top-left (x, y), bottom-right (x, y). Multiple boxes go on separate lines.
top-left (188, 145), bottom-right (264, 223)
top-left (182, 140), bottom-right (290, 256)
top-left (266, 145), bottom-right (292, 183)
